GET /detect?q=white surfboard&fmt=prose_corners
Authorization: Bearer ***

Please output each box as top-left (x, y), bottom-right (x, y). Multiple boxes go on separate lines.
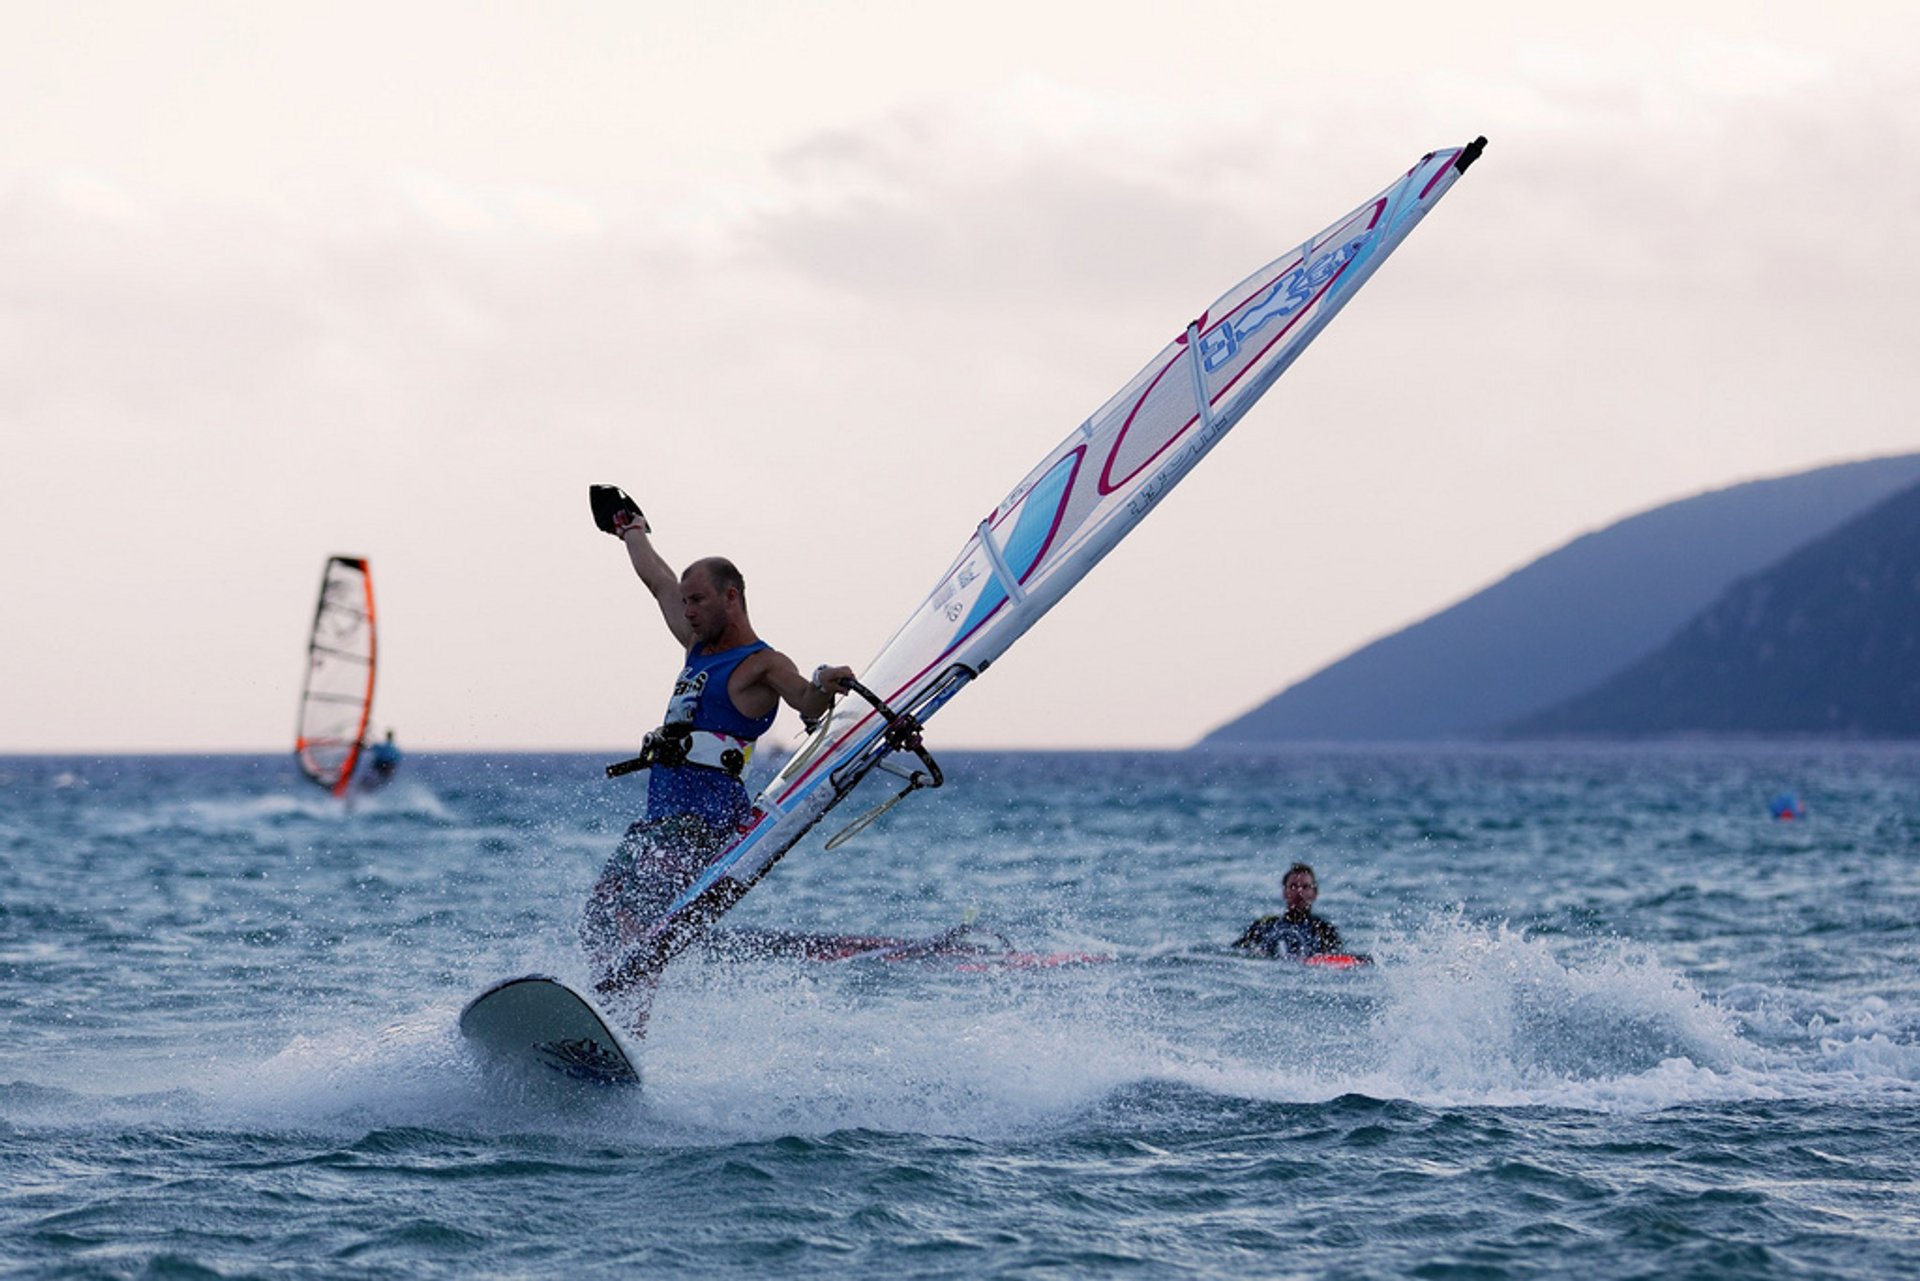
top-left (458, 975), bottom-right (641, 1087)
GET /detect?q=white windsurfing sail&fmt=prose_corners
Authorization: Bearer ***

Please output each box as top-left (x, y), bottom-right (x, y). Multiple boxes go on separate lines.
top-left (295, 555), bottom-right (378, 795)
top-left (631, 137), bottom-right (1487, 968)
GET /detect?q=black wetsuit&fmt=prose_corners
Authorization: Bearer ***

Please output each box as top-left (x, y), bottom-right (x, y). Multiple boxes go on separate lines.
top-left (1233, 909), bottom-right (1344, 959)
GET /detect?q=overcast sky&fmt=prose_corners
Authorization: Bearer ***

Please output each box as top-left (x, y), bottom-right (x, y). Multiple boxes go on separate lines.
top-left (4, 1), bottom-right (1917, 754)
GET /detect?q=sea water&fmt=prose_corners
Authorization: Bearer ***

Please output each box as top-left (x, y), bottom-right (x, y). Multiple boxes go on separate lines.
top-left (2, 745), bottom-right (1916, 1278)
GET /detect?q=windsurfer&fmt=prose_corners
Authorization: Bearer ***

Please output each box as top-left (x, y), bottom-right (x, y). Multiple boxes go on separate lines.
top-left (364, 730), bottom-right (401, 786)
top-left (580, 486), bottom-right (853, 1027)
top-left (1232, 862), bottom-right (1359, 961)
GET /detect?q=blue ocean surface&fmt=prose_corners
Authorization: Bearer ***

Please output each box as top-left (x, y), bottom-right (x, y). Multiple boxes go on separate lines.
top-left (3, 745), bottom-right (1917, 1278)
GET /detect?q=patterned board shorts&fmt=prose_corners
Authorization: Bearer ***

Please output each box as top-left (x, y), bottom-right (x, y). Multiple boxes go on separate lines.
top-left (578, 814), bottom-right (732, 972)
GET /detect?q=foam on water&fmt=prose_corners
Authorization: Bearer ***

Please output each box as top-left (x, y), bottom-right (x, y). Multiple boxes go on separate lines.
top-left (19, 901), bottom-right (1911, 1148)
top-left (1355, 914), bottom-right (1754, 1105)
top-left (636, 958), bottom-right (1157, 1140)
top-left (638, 910), bottom-right (1905, 1127)
top-left (99, 783), bottom-right (460, 836)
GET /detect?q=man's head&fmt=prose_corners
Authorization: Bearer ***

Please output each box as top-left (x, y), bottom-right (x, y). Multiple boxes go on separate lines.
top-left (1282, 862), bottom-right (1319, 913)
top-left (680, 557), bottom-right (748, 644)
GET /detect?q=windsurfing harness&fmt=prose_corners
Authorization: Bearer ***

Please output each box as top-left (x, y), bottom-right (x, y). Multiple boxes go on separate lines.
top-left (625, 723), bottom-right (754, 778)
top-left (609, 641), bottom-right (776, 781)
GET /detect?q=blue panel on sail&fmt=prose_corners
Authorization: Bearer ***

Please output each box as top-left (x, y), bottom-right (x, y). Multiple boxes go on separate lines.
top-left (951, 451), bottom-right (1081, 643)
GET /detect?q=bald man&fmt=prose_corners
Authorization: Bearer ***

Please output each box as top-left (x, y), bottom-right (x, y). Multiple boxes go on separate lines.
top-left (580, 487), bottom-right (853, 1020)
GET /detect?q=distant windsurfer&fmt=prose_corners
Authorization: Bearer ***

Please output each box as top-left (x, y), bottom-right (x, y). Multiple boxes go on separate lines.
top-left (363, 730), bottom-right (401, 787)
top-left (1233, 862), bottom-right (1364, 962)
top-left (580, 485), bottom-right (853, 1030)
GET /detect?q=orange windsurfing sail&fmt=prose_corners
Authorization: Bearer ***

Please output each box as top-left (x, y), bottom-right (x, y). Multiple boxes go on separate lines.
top-left (295, 555), bottom-right (377, 795)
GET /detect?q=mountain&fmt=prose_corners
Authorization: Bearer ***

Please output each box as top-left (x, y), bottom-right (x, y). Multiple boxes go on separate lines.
top-left (1200, 453), bottom-right (1920, 744)
top-left (1506, 477), bottom-right (1920, 737)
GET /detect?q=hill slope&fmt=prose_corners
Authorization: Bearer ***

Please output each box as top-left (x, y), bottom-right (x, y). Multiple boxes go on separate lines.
top-left (1201, 454), bottom-right (1920, 743)
top-left (1507, 477), bottom-right (1920, 737)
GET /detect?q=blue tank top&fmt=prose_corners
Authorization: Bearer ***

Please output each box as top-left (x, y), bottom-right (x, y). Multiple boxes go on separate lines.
top-left (645, 641), bottom-right (776, 830)
top-left (661, 641), bottom-right (777, 739)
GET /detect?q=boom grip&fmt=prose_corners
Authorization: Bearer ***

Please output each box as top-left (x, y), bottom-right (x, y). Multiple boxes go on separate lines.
top-left (842, 678), bottom-right (943, 788)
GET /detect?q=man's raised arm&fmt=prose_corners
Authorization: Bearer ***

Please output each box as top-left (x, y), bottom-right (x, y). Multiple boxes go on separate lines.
top-left (619, 522), bottom-right (693, 648)
top-left (591, 485), bottom-right (693, 648)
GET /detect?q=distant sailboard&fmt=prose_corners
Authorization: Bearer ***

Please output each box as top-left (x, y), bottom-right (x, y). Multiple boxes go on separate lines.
top-left (1301, 953), bottom-right (1372, 970)
top-left (617, 137), bottom-right (1488, 977)
top-left (295, 555), bottom-right (378, 796)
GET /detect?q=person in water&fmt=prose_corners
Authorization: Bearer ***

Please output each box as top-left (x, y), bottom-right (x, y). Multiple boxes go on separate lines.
top-left (1232, 862), bottom-right (1353, 960)
top-left (580, 489), bottom-right (853, 1025)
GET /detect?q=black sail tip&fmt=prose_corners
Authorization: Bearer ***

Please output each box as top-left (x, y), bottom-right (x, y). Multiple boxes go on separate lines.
top-left (1454, 136), bottom-right (1488, 173)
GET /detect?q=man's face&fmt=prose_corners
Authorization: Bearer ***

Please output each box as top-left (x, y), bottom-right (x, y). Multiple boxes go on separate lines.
top-left (680, 568), bottom-right (730, 643)
top-left (1283, 871), bottom-right (1318, 913)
